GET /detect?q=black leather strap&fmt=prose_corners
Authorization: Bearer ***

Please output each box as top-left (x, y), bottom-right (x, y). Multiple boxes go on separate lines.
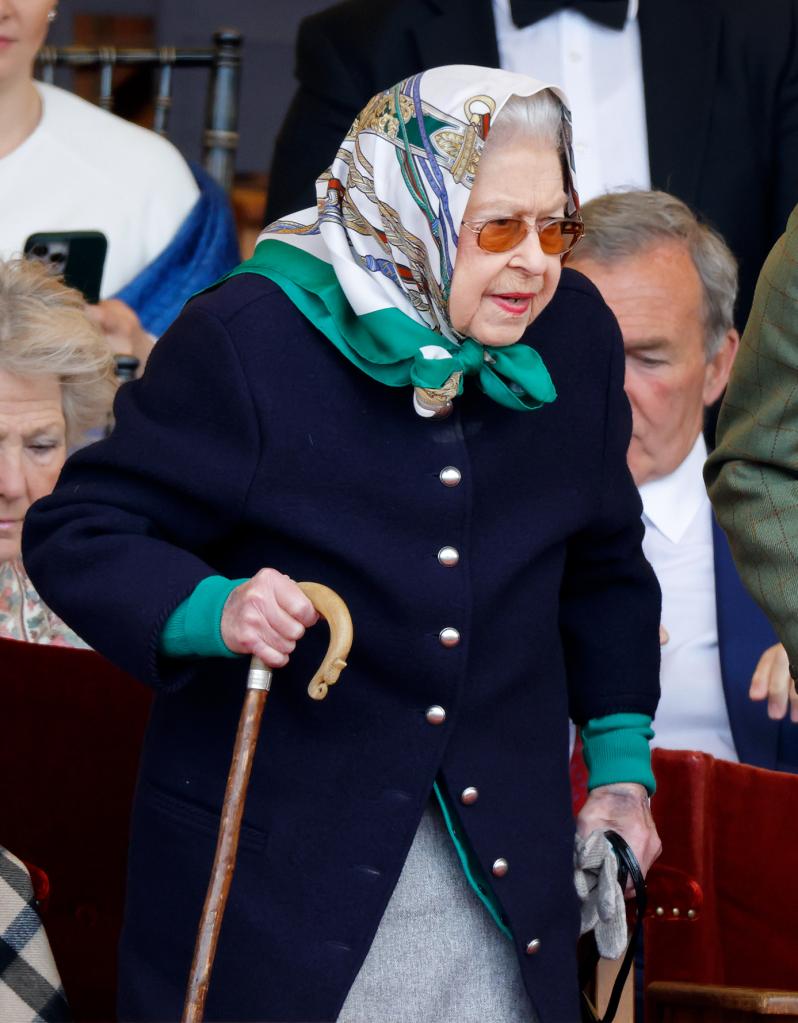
top-left (580, 830), bottom-right (647, 1023)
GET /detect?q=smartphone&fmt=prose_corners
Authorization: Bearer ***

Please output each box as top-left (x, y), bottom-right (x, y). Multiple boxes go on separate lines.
top-left (24, 230), bottom-right (108, 304)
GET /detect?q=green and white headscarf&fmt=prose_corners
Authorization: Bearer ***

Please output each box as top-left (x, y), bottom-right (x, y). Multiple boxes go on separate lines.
top-left (228, 65), bottom-right (579, 414)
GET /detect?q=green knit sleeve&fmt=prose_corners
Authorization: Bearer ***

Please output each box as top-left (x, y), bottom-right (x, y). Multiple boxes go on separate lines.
top-left (581, 713), bottom-right (656, 795)
top-left (160, 576), bottom-right (248, 658)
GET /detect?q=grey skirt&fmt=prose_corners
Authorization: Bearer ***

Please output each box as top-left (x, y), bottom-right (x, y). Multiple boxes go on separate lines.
top-left (337, 799), bottom-right (538, 1023)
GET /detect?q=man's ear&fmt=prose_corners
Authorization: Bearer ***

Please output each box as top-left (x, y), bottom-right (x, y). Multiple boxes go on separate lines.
top-left (703, 328), bottom-right (740, 406)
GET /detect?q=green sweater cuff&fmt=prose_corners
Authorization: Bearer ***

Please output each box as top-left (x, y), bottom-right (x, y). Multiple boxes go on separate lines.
top-left (160, 576), bottom-right (249, 658)
top-left (581, 712), bottom-right (656, 796)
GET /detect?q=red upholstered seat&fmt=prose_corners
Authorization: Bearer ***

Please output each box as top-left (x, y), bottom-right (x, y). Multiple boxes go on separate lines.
top-left (570, 728), bottom-right (589, 816)
top-left (644, 748), bottom-right (798, 1010)
top-left (1, 636), bottom-right (151, 1021)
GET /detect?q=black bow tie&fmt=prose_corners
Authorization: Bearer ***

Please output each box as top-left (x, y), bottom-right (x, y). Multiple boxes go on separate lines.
top-left (509, 0), bottom-right (628, 31)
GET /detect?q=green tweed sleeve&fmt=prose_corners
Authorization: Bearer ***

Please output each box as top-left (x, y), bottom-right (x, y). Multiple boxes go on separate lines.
top-left (705, 206), bottom-right (798, 666)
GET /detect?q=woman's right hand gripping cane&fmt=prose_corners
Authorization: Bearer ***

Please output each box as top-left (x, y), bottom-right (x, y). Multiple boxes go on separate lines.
top-left (221, 569), bottom-right (319, 667)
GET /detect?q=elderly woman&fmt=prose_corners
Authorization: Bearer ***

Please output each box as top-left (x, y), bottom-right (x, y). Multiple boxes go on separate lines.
top-left (0, 257), bottom-right (115, 645)
top-left (24, 67), bottom-right (661, 1022)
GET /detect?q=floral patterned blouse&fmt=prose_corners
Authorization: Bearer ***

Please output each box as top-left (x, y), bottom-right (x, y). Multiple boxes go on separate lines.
top-left (0, 559), bottom-right (88, 648)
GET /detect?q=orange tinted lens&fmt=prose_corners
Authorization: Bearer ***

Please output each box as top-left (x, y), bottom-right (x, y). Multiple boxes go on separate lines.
top-left (538, 221), bottom-right (567, 255)
top-left (478, 218), bottom-right (527, 252)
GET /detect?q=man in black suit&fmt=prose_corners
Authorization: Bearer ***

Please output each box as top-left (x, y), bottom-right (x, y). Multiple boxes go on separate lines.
top-left (266, 0), bottom-right (798, 324)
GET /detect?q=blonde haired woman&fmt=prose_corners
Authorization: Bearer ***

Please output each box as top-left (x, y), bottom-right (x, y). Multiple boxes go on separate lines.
top-left (0, 257), bottom-right (115, 645)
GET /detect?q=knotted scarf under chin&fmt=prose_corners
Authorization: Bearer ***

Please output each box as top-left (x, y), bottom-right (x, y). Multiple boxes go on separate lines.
top-left (411, 337), bottom-right (556, 411)
top-left (219, 239), bottom-right (557, 414)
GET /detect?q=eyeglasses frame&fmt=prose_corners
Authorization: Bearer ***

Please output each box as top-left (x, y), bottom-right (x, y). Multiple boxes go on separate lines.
top-left (460, 214), bottom-right (585, 258)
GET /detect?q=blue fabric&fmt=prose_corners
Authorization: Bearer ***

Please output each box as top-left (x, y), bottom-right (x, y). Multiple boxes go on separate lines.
top-left (23, 268), bottom-right (661, 1023)
top-left (712, 516), bottom-right (798, 772)
top-left (116, 162), bottom-right (240, 337)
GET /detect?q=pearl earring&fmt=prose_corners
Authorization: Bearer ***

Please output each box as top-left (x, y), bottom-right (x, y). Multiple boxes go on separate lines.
top-left (48, 7), bottom-right (58, 21)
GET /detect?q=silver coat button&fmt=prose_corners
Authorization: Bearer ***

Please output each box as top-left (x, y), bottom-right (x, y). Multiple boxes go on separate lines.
top-left (492, 858), bottom-right (509, 877)
top-left (439, 627), bottom-right (460, 648)
top-left (437, 546), bottom-right (460, 567)
top-left (425, 705), bottom-right (446, 725)
top-left (525, 939), bottom-right (541, 955)
top-left (460, 786), bottom-right (479, 806)
top-left (439, 466), bottom-right (462, 487)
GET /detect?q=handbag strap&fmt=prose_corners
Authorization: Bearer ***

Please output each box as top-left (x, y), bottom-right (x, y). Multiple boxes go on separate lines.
top-left (582, 829), bottom-right (647, 1023)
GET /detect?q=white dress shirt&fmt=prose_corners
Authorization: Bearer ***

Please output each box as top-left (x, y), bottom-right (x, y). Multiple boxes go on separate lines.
top-left (639, 436), bottom-right (738, 761)
top-left (492, 0), bottom-right (651, 202)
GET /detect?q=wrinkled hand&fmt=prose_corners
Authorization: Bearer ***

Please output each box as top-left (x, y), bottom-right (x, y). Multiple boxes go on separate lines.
top-left (221, 568), bottom-right (319, 668)
top-left (84, 299), bottom-right (154, 370)
top-left (576, 783), bottom-right (661, 897)
top-left (749, 643), bottom-right (798, 721)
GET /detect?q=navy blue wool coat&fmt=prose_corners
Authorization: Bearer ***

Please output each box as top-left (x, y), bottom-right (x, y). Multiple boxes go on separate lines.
top-left (23, 268), bottom-right (661, 1023)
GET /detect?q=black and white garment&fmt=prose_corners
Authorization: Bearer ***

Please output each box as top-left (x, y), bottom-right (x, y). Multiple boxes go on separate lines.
top-left (0, 849), bottom-right (69, 1022)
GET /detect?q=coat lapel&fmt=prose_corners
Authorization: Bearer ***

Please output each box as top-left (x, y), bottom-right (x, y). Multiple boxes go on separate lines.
top-left (638, 0), bottom-right (721, 201)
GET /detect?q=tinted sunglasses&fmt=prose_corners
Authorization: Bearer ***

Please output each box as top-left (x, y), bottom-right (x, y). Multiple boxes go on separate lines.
top-left (461, 215), bottom-right (585, 257)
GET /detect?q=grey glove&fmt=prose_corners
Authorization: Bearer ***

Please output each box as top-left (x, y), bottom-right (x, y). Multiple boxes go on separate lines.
top-left (573, 829), bottom-right (628, 959)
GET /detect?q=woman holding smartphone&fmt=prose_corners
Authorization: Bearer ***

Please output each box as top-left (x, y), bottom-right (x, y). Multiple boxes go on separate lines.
top-left (0, 1), bottom-right (238, 368)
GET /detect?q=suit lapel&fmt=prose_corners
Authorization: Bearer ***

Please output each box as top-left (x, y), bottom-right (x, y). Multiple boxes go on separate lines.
top-left (712, 516), bottom-right (780, 770)
top-left (638, 0), bottom-right (721, 201)
top-left (414, 0), bottom-right (501, 74)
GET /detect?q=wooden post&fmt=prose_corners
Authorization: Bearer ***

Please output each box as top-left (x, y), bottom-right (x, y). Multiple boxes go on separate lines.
top-left (596, 955), bottom-right (635, 1023)
top-left (203, 28), bottom-right (242, 192)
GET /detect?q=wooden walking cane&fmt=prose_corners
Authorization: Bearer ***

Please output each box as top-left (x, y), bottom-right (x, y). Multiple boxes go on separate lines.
top-left (181, 581), bottom-right (354, 1023)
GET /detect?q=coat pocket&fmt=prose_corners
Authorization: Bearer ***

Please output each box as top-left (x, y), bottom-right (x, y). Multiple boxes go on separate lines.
top-left (139, 778), bottom-right (268, 855)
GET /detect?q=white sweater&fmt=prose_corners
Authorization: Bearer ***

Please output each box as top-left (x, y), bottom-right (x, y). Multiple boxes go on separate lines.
top-left (0, 83), bottom-right (199, 297)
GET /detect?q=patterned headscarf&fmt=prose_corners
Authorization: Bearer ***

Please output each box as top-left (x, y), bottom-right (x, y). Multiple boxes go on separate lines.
top-left (227, 65), bottom-right (579, 413)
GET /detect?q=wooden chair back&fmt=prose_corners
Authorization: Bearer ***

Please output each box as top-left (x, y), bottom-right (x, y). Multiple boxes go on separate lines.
top-left (35, 28), bottom-right (242, 191)
top-left (648, 982), bottom-right (798, 1021)
top-left (644, 749), bottom-right (798, 1018)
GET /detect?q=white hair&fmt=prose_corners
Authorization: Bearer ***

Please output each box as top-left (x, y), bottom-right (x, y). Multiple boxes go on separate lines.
top-left (476, 90), bottom-right (570, 208)
top-left (483, 89), bottom-right (567, 161)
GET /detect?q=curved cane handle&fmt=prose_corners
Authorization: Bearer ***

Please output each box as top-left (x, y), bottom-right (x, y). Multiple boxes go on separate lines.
top-left (296, 581), bottom-right (353, 700)
top-left (246, 582), bottom-right (353, 700)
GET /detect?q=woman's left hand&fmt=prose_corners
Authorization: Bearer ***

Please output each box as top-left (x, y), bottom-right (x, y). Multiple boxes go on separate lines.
top-left (576, 782), bottom-right (661, 896)
top-left (85, 299), bottom-right (154, 372)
